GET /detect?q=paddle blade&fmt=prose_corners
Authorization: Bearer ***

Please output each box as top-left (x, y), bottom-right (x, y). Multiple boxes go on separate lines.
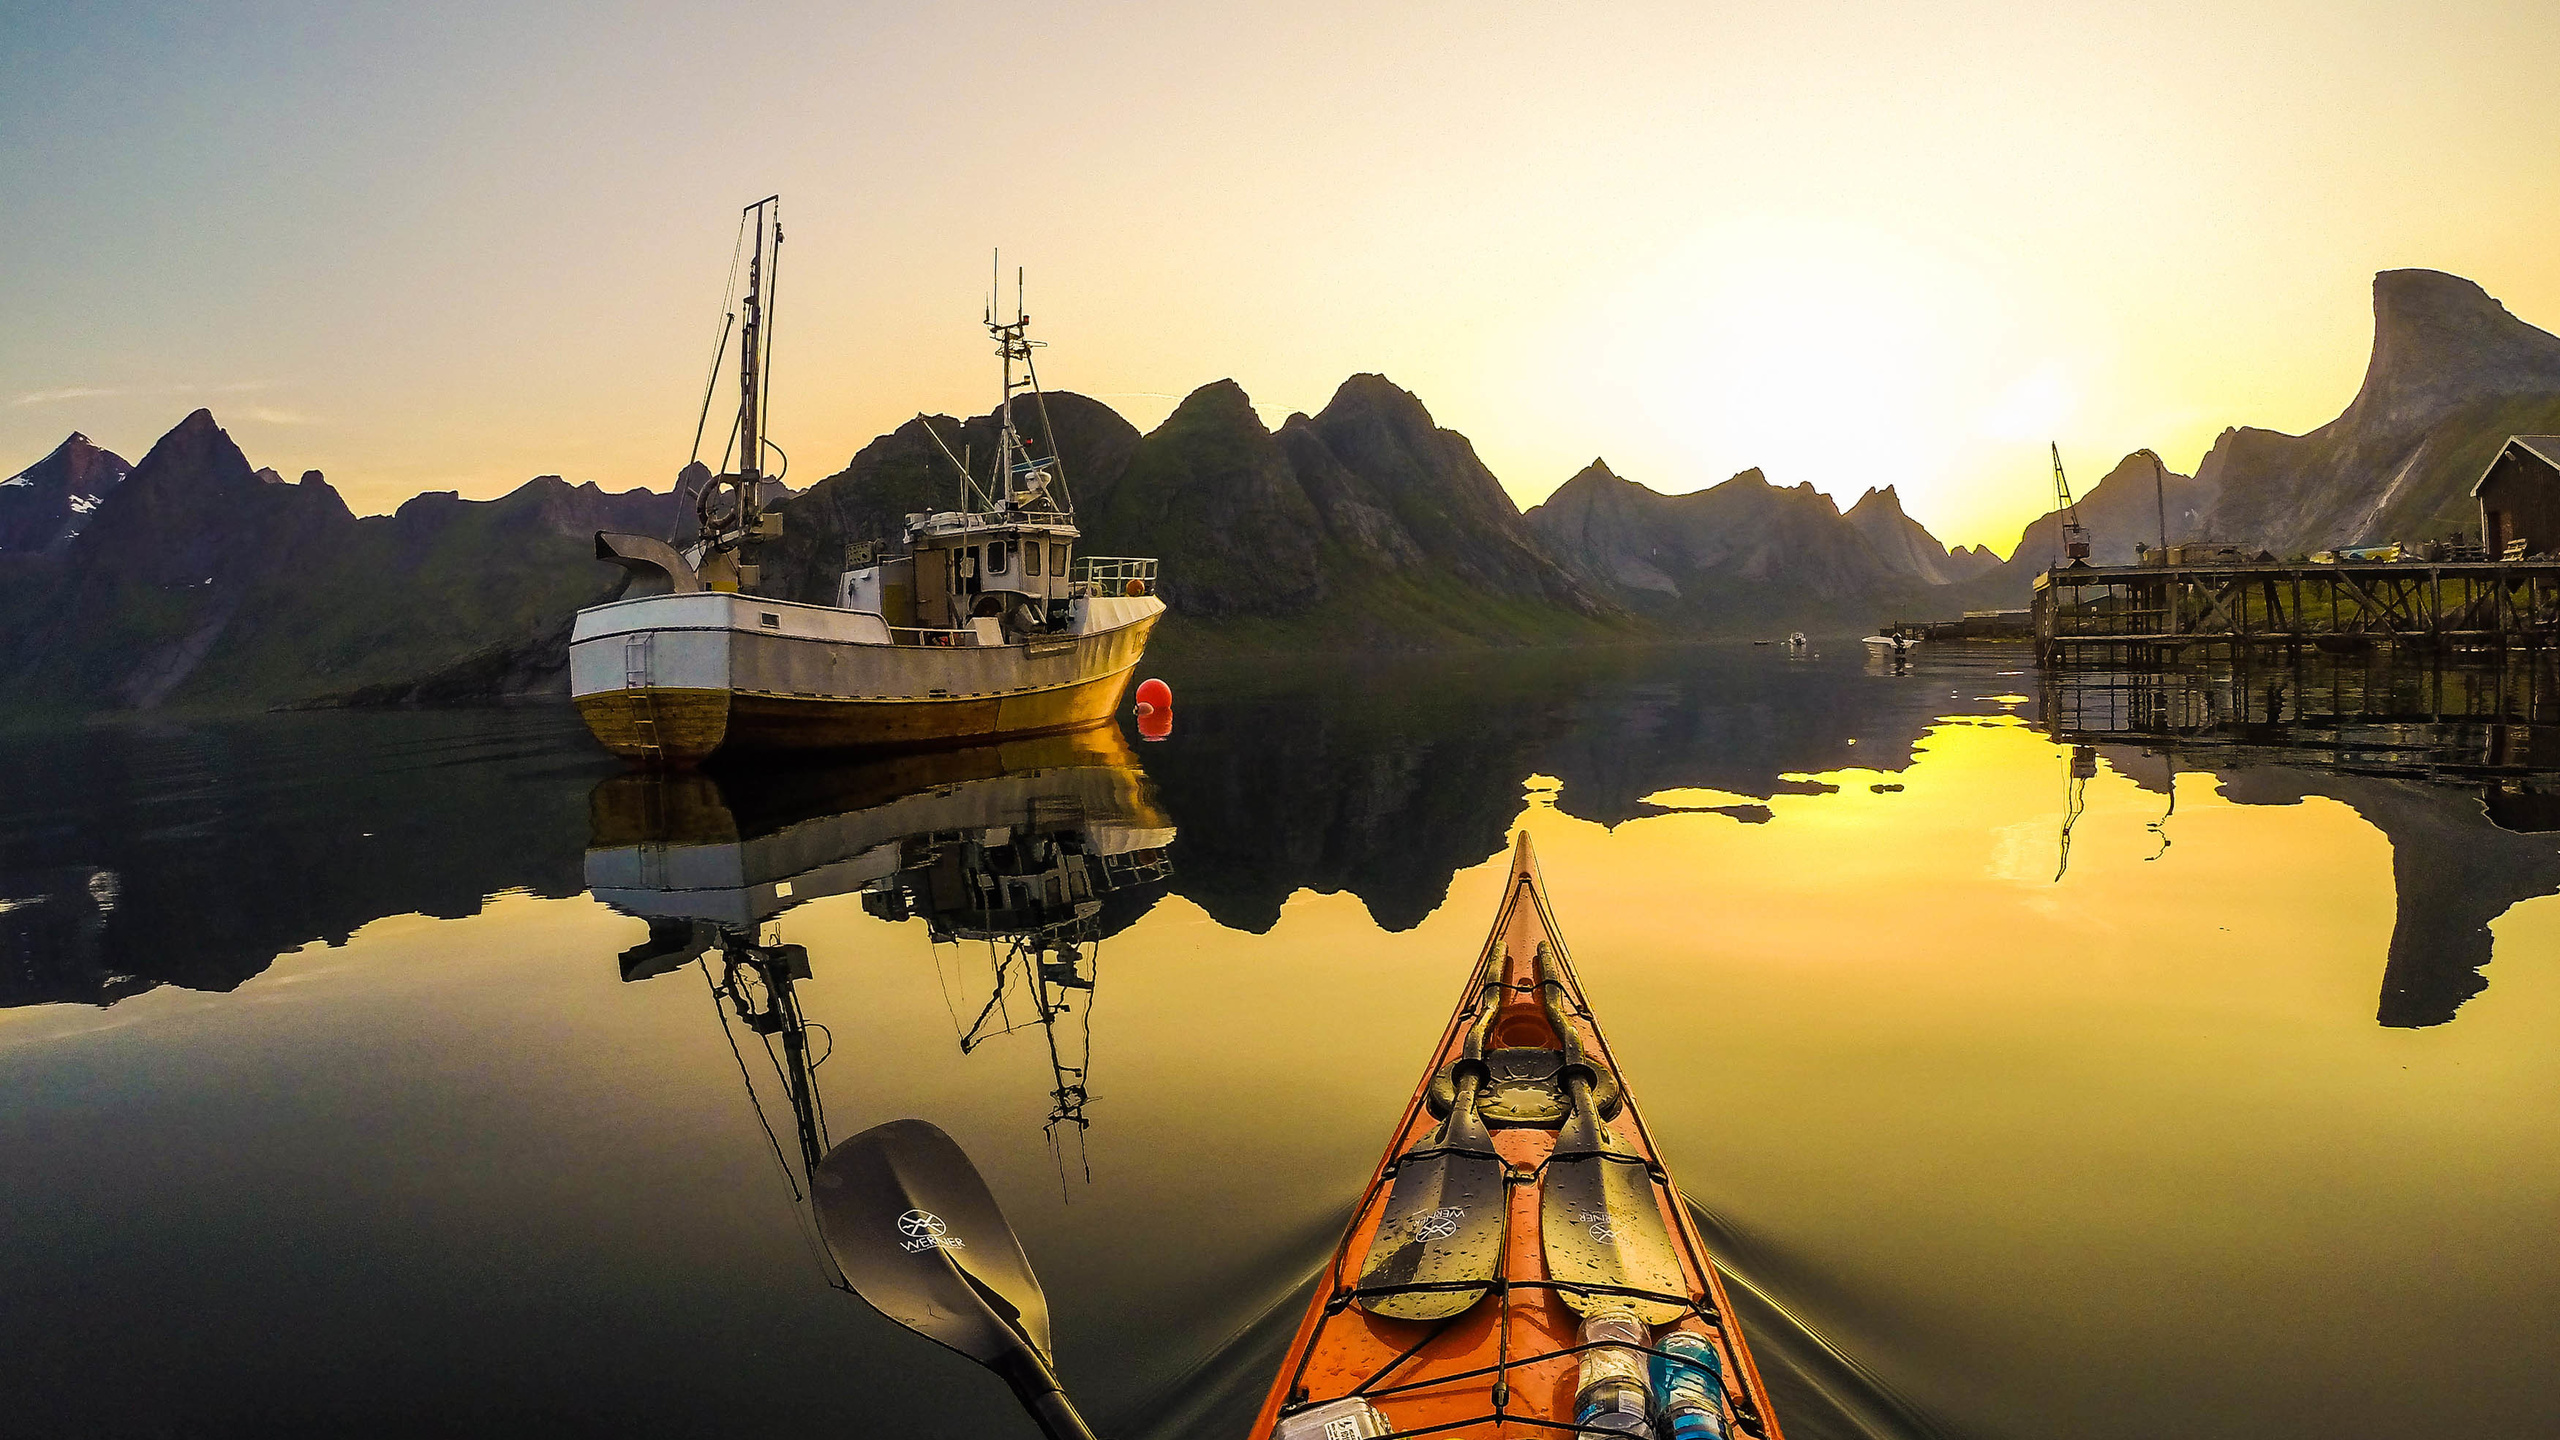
top-left (812, 1118), bottom-right (1054, 1366)
top-left (1541, 1108), bottom-right (1688, 1326)
top-left (1353, 1099), bottom-right (1507, 1321)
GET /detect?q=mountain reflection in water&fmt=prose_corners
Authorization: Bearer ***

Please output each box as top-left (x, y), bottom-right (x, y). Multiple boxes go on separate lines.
top-left (2044, 651), bottom-right (2560, 1025)
top-left (0, 645), bottom-right (2556, 1439)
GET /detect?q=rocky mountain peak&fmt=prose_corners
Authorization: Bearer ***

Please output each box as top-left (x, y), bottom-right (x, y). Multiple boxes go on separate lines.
top-left (1847, 484), bottom-right (1904, 517)
top-left (0, 431), bottom-right (134, 553)
top-left (1843, 480), bottom-right (1966, 583)
top-left (2180, 269), bottom-right (2560, 554)
top-left (1319, 372), bottom-right (1431, 423)
top-left (2349, 269), bottom-right (2560, 430)
top-left (1548, 458), bottom-right (1639, 501)
top-left (132, 409), bottom-right (253, 492)
top-left (1170, 377), bottom-right (1267, 433)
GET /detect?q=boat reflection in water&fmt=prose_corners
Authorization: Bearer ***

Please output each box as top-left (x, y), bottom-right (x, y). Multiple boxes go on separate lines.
top-left (584, 727), bottom-right (1174, 1194)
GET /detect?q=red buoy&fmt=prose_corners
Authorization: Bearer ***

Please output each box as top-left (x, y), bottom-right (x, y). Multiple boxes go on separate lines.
top-left (1133, 677), bottom-right (1172, 740)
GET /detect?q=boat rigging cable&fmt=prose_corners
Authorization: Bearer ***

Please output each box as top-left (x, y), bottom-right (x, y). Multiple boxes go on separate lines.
top-left (688, 215), bottom-right (751, 468)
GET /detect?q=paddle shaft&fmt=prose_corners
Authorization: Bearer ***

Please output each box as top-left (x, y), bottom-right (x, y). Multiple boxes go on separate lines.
top-left (1018, 1384), bottom-right (1100, 1440)
top-left (997, 1350), bottom-right (1101, 1440)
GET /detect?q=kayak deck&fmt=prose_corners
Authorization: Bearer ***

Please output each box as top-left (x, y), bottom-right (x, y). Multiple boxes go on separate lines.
top-left (1250, 833), bottom-right (1783, 1439)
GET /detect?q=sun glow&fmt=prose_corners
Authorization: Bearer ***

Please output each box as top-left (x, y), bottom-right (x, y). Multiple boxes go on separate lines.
top-left (1560, 219), bottom-right (2025, 534)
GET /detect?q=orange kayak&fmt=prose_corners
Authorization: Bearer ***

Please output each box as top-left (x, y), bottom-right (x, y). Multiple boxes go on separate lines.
top-left (1249, 833), bottom-right (1783, 1440)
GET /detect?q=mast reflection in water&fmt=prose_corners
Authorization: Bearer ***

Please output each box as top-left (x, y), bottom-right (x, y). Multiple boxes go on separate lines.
top-left (584, 728), bottom-right (1174, 1204)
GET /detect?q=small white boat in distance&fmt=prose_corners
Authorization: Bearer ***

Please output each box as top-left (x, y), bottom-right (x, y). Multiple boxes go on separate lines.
top-left (1863, 631), bottom-right (1914, 656)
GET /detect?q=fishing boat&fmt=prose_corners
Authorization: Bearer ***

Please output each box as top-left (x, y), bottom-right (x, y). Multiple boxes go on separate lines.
top-left (571, 200), bottom-right (1163, 767)
top-left (1253, 834), bottom-right (1782, 1440)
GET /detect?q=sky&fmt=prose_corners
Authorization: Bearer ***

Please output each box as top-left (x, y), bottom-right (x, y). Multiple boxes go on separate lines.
top-left (4, 1), bottom-right (2557, 553)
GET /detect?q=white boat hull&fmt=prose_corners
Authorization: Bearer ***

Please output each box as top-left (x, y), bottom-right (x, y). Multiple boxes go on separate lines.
top-left (568, 591), bottom-right (1164, 765)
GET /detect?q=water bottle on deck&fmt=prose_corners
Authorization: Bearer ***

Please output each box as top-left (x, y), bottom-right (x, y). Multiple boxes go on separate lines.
top-left (1271, 1395), bottom-right (1393, 1440)
top-left (1575, 1307), bottom-right (1658, 1438)
top-left (1653, 1331), bottom-right (1729, 1440)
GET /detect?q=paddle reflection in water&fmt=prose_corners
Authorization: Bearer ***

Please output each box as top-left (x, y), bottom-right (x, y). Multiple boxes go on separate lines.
top-left (584, 728), bottom-right (1175, 1216)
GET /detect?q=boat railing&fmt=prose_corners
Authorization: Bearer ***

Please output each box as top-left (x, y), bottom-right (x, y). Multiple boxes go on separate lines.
top-left (885, 625), bottom-right (993, 648)
top-left (1071, 556), bottom-right (1160, 597)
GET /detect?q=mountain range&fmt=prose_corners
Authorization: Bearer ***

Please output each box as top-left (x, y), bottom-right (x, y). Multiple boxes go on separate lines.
top-left (0, 413), bottom-right (682, 711)
top-left (1952, 267), bottom-right (2560, 605)
top-left (6, 266), bottom-right (2556, 713)
top-left (767, 374), bottom-right (1625, 651)
top-left (1520, 460), bottom-right (2000, 629)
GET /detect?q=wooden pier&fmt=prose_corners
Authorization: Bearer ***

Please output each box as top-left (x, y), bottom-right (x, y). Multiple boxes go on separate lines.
top-left (2034, 558), bottom-right (2560, 664)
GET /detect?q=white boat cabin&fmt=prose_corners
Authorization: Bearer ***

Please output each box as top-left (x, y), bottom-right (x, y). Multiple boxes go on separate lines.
top-left (838, 511), bottom-right (1081, 640)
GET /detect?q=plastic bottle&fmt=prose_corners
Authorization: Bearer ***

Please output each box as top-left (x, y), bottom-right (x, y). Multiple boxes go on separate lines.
top-left (1574, 1307), bottom-right (1658, 1438)
top-left (1271, 1395), bottom-right (1393, 1440)
top-left (1653, 1331), bottom-right (1729, 1440)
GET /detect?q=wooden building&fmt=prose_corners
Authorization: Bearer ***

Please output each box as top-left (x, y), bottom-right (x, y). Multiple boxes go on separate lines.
top-left (2474, 436), bottom-right (2560, 557)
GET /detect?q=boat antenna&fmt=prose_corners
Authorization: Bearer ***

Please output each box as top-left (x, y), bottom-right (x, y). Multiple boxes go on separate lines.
top-left (982, 250), bottom-right (1062, 517)
top-left (1018, 277), bottom-right (1072, 515)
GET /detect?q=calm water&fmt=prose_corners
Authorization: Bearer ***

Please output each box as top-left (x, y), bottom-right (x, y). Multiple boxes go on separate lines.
top-left (4, 644), bottom-right (2557, 1439)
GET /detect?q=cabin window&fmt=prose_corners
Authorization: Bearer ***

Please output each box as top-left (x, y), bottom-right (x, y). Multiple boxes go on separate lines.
top-left (758, 612), bottom-right (780, 629)
top-left (988, 540), bottom-right (1009, 575)
top-left (1051, 543), bottom-right (1068, 575)
top-left (1026, 541), bottom-right (1041, 577)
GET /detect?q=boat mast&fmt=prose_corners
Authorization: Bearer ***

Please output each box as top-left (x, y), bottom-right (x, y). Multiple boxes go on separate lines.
top-left (738, 195), bottom-right (780, 531)
top-left (740, 210), bottom-right (763, 496)
top-left (692, 196), bottom-right (782, 557)
top-left (984, 253), bottom-right (1064, 517)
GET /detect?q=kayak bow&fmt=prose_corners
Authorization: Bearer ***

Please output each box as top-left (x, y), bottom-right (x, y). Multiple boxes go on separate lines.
top-left (1251, 832), bottom-right (1783, 1440)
